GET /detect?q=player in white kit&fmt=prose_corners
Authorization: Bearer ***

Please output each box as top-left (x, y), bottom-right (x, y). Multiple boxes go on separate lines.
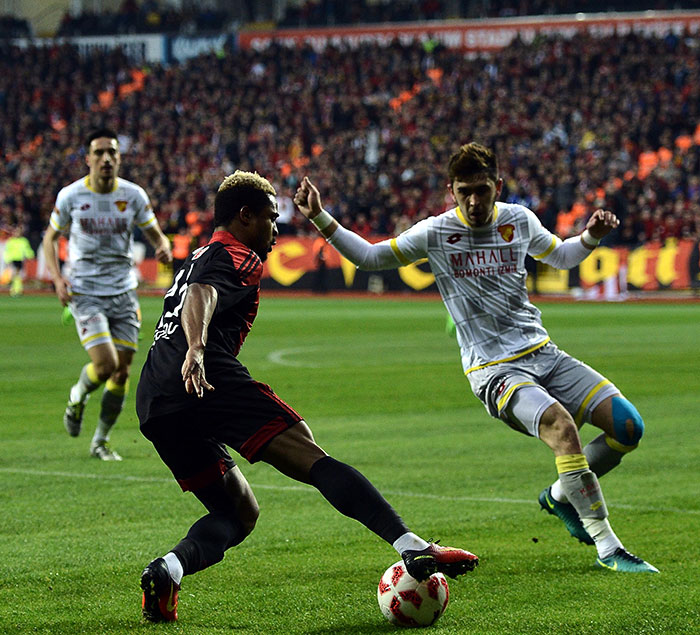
top-left (43, 128), bottom-right (172, 461)
top-left (294, 142), bottom-right (657, 573)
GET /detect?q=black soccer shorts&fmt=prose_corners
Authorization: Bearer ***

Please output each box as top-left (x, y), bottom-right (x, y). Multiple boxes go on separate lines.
top-left (141, 380), bottom-right (303, 492)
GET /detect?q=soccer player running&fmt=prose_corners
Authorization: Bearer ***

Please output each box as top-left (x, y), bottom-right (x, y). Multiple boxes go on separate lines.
top-left (42, 128), bottom-right (172, 461)
top-left (135, 171), bottom-right (478, 623)
top-left (294, 143), bottom-right (657, 574)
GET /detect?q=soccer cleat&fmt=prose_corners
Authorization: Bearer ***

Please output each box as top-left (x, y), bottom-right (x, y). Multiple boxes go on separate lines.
top-left (90, 441), bottom-right (122, 461)
top-left (141, 558), bottom-right (180, 622)
top-left (63, 397), bottom-right (88, 437)
top-left (402, 542), bottom-right (479, 581)
top-left (596, 548), bottom-right (659, 573)
top-left (538, 486), bottom-right (594, 545)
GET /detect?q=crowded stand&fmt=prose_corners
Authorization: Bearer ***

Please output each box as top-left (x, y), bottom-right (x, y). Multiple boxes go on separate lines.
top-left (1, 28), bottom-right (699, 279)
top-left (0, 14), bottom-right (31, 38)
top-left (280, 1), bottom-right (700, 25)
top-left (56, 0), bottom-right (230, 37)
top-left (49, 1), bottom-right (700, 34)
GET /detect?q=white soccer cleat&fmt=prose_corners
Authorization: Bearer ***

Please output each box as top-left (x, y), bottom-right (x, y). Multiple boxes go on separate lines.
top-left (90, 441), bottom-right (122, 461)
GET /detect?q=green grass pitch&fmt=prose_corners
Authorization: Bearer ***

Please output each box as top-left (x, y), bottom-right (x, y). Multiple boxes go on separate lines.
top-left (1, 294), bottom-right (698, 634)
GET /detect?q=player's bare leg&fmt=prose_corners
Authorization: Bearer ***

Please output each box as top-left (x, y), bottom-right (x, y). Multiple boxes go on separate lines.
top-left (64, 342), bottom-right (116, 437)
top-left (89, 348), bottom-right (133, 461)
top-left (538, 402), bottom-right (657, 572)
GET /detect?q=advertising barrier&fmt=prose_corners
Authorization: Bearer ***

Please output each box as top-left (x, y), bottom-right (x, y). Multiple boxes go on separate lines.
top-left (13, 33), bottom-right (166, 63)
top-left (2, 237), bottom-right (698, 296)
top-left (257, 237), bottom-right (700, 294)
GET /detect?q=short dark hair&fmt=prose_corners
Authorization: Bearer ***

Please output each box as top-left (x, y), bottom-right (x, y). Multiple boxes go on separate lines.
top-left (447, 142), bottom-right (498, 183)
top-left (85, 128), bottom-right (118, 150)
top-left (214, 171), bottom-right (276, 226)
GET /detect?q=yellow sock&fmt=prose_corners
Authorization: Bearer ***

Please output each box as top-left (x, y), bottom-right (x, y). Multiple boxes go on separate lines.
top-left (86, 363), bottom-right (100, 385)
top-left (555, 453), bottom-right (589, 474)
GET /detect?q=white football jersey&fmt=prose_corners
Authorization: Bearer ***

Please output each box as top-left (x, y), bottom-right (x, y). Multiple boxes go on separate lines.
top-left (50, 176), bottom-right (158, 296)
top-left (391, 202), bottom-right (562, 374)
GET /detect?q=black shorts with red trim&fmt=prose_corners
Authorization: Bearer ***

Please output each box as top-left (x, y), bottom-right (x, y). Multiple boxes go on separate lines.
top-left (140, 380), bottom-right (303, 492)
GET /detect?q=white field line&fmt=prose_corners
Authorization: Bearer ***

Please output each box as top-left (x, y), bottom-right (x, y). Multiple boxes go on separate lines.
top-left (265, 341), bottom-right (451, 368)
top-left (1, 467), bottom-right (697, 515)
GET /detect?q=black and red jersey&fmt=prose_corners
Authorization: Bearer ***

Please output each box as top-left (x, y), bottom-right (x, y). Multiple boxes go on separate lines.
top-left (136, 230), bottom-right (262, 422)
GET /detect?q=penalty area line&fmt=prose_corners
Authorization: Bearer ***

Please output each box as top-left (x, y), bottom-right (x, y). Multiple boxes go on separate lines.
top-left (1, 467), bottom-right (697, 516)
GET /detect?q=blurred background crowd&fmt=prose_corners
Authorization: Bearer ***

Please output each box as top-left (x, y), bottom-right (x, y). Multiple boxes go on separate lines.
top-left (17, 0), bottom-right (700, 36)
top-left (1, 0), bottom-right (700, 258)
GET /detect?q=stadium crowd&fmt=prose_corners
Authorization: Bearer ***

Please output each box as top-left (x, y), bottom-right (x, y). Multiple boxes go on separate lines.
top-left (1, 28), bottom-right (699, 255)
top-left (56, 0), bottom-right (230, 37)
top-left (280, 1), bottom-right (700, 25)
top-left (41, 1), bottom-right (700, 35)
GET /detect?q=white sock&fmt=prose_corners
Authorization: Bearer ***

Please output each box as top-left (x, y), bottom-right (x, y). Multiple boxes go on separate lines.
top-left (550, 479), bottom-right (568, 503)
top-left (70, 383), bottom-right (92, 406)
top-left (392, 532), bottom-right (430, 555)
top-left (71, 364), bottom-right (100, 404)
top-left (91, 421), bottom-right (111, 446)
top-left (163, 552), bottom-right (184, 585)
top-left (581, 518), bottom-right (623, 558)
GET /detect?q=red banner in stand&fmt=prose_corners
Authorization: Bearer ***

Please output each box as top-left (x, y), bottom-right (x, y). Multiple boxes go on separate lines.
top-left (239, 11), bottom-right (700, 52)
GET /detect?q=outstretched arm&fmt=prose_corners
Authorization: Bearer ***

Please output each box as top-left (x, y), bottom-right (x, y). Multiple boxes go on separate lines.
top-left (294, 177), bottom-right (402, 270)
top-left (581, 209), bottom-right (619, 248)
top-left (539, 209), bottom-right (620, 269)
top-left (294, 177), bottom-right (339, 239)
top-left (180, 283), bottom-right (217, 398)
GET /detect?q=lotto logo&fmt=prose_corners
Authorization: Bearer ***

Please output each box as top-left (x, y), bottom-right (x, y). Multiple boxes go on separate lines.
top-left (447, 233), bottom-right (462, 244)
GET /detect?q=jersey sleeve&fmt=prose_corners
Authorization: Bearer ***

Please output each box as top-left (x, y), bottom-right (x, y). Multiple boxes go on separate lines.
top-left (524, 207), bottom-right (593, 269)
top-left (133, 185), bottom-right (158, 230)
top-left (326, 225), bottom-right (399, 270)
top-left (524, 208), bottom-right (561, 260)
top-left (389, 216), bottom-right (431, 264)
top-left (49, 187), bottom-right (72, 232)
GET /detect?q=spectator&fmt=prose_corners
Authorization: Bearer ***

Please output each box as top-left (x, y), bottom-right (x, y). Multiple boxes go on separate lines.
top-left (1, 30), bottom-right (700, 256)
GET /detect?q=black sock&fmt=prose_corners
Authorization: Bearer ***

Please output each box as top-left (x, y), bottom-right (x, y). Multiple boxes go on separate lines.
top-left (172, 511), bottom-right (244, 576)
top-left (309, 456), bottom-right (409, 544)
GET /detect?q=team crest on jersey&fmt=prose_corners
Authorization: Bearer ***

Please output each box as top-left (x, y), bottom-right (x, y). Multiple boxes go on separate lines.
top-left (114, 200), bottom-right (128, 212)
top-left (497, 224), bottom-right (515, 242)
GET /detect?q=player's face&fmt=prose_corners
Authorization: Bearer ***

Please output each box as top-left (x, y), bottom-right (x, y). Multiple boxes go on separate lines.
top-left (249, 195), bottom-right (279, 262)
top-left (86, 137), bottom-right (121, 189)
top-left (450, 174), bottom-right (502, 227)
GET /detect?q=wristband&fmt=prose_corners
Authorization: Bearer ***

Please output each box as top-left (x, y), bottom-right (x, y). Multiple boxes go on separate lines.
top-left (310, 210), bottom-right (334, 231)
top-left (581, 229), bottom-right (600, 246)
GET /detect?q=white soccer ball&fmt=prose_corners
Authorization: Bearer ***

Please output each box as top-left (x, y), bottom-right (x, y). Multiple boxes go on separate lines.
top-left (377, 561), bottom-right (449, 628)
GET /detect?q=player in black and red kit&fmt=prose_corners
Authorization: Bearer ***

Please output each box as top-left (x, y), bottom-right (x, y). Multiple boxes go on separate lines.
top-left (136, 171), bottom-right (478, 623)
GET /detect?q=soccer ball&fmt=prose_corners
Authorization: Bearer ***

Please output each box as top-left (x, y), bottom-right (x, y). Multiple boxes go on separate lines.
top-left (377, 561), bottom-right (449, 628)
